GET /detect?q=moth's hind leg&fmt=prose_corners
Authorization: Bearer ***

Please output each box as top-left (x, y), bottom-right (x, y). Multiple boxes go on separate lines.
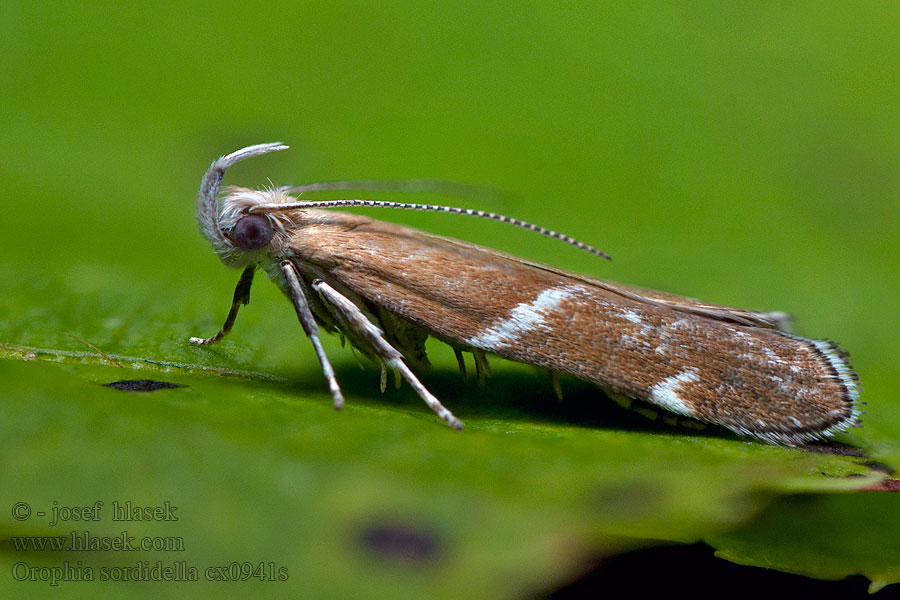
top-left (312, 279), bottom-right (464, 430)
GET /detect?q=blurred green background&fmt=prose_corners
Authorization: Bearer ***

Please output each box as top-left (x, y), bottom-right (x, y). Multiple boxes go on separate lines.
top-left (2, 2), bottom-right (899, 597)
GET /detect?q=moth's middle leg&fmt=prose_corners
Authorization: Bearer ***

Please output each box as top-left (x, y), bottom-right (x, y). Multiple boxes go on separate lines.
top-left (311, 279), bottom-right (464, 430)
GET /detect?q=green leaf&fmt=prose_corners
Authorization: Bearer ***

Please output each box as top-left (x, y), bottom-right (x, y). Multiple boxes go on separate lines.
top-left (0, 341), bottom-right (883, 598)
top-left (708, 494), bottom-right (900, 594)
top-left (3, 1), bottom-right (900, 596)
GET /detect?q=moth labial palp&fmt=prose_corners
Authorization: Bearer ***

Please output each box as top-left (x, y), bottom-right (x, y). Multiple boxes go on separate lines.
top-left (190, 142), bottom-right (862, 446)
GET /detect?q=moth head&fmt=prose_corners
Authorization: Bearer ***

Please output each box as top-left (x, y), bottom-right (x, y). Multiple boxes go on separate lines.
top-left (216, 186), bottom-right (303, 266)
top-left (195, 143), bottom-right (289, 266)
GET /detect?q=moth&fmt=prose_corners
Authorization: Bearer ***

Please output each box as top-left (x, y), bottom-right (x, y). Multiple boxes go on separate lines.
top-left (190, 143), bottom-right (861, 445)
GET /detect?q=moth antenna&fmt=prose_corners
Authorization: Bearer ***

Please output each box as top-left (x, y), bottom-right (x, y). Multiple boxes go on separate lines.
top-left (283, 179), bottom-right (510, 204)
top-left (196, 142), bottom-right (289, 247)
top-left (250, 198), bottom-right (611, 260)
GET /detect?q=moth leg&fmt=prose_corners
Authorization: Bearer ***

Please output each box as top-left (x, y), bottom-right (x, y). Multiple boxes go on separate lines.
top-left (476, 349), bottom-right (492, 376)
top-left (453, 349), bottom-right (468, 380)
top-left (189, 266), bottom-right (255, 346)
top-left (281, 261), bottom-right (345, 410)
top-left (473, 349), bottom-right (491, 388)
top-left (312, 279), bottom-right (464, 430)
top-left (549, 371), bottom-right (564, 401)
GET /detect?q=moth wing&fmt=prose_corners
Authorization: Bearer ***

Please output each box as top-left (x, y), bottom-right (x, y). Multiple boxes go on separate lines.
top-left (287, 215), bottom-right (790, 347)
top-left (414, 232), bottom-right (793, 331)
top-left (286, 214), bottom-right (857, 444)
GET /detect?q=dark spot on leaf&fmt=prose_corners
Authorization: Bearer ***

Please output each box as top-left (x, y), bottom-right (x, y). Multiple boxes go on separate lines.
top-left (591, 482), bottom-right (661, 517)
top-left (358, 521), bottom-right (441, 564)
top-left (105, 380), bottom-right (186, 392)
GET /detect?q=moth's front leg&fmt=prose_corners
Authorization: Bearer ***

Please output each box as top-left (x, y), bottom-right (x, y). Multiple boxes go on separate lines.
top-left (311, 279), bottom-right (464, 430)
top-left (281, 261), bottom-right (345, 410)
top-left (189, 266), bottom-right (255, 346)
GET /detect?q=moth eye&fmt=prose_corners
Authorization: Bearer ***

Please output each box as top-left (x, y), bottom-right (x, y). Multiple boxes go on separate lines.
top-left (231, 215), bottom-right (274, 250)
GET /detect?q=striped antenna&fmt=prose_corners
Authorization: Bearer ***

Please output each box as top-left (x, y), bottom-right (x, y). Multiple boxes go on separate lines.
top-left (282, 179), bottom-right (510, 204)
top-left (248, 198), bottom-right (611, 260)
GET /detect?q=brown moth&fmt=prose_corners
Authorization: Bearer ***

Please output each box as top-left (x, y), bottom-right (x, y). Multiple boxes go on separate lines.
top-left (191, 143), bottom-right (861, 445)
